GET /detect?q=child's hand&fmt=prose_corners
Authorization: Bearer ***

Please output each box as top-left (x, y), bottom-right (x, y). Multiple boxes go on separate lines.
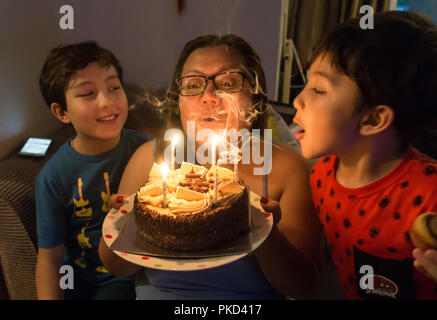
top-left (413, 248), bottom-right (437, 283)
top-left (108, 194), bottom-right (127, 210)
top-left (260, 197), bottom-right (282, 227)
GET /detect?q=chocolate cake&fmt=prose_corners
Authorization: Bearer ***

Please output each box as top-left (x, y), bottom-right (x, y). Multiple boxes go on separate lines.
top-left (134, 162), bottom-right (250, 251)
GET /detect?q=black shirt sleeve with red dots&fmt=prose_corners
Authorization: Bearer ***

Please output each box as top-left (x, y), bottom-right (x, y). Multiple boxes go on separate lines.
top-left (310, 148), bottom-right (437, 300)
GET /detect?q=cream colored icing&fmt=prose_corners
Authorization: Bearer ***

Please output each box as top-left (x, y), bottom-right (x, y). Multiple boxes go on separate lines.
top-left (138, 162), bottom-right (244, 215)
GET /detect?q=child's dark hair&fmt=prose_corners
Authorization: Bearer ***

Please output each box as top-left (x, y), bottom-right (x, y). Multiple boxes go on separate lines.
top-left (39, 41), bottom-right (123, 111)
top-left (311, 11), bottom-right (437, 145)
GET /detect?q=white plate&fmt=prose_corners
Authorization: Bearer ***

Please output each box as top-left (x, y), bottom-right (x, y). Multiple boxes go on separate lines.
top-left (102, 191), bottom-right (273, 271)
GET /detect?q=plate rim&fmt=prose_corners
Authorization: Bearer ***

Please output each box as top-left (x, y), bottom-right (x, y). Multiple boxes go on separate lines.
top-left (102, 191), bottom-right (273, 271)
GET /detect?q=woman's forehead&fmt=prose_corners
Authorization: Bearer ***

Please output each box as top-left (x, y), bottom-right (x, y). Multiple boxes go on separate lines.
top-left (182, 45), bottom-right (245, 75)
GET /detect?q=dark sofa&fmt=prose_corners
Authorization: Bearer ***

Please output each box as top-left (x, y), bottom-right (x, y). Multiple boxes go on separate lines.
top-left (0, 125), bottom-right (75, 299)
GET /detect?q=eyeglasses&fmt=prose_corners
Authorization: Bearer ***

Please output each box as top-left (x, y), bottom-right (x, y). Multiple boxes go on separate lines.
top-left (177, 71), bottom-right (249, 97)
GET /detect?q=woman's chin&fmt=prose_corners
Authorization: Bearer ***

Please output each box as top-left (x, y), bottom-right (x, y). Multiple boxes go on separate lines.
top-left (197, 120), bottom-right (228, 132)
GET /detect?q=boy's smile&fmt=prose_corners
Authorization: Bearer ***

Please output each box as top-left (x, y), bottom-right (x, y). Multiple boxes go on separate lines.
top-left (62, 62), bottom-right (128, 154)
top-left (293, 55), bottom-right (363, 159)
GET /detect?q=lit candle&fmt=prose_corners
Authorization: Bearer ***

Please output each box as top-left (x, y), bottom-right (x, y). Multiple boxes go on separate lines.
top-left (231, 144), bottom-right (239, 177)
top-left (214, 167), bottom-right (218, 202)
top-left (161, 162), bottom-right (169, 208)
top-left (211, 134), bottom-right (220, 166)
top-left (248, 187), bottom-right (252, 229)
top-left (170, 135), bottom-right (179, 171)
top-left (263, 174), bottom-right (268, 199)
top-left (211, 135), bottom-right (221, 203)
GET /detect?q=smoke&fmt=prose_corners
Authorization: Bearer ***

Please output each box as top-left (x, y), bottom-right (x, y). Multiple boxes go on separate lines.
top-left (128, 86), bottom-right (175, 118)
top-left (129, 63), bottom-right (269, 127)
top-left (128, 63), bottom-right (280, 167)
top-left (216, 0), bottom-right (241, 36)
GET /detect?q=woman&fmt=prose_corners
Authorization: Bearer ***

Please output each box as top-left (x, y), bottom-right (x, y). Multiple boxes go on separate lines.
top-left (99, 34), bottom-right (323, 299)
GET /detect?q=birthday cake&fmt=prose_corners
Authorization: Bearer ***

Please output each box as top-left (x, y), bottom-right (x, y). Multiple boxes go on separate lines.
top-left (134, 162), bottom-right (250, 251)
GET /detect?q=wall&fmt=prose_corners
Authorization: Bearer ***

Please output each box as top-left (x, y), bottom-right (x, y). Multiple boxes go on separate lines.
top-left (0, 0), bottom-right (282, 160)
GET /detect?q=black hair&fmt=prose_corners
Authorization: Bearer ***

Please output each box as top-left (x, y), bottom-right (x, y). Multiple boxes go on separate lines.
top-left (311, 11), bottom-right (437, 145)
top-left (39, 41), bottom-right (123, 111)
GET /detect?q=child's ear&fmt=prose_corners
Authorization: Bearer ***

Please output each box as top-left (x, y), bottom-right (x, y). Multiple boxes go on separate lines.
top-left (50, 102), bottom-right (71, 124)
top-left (359, 105), bottom-right (394, 136)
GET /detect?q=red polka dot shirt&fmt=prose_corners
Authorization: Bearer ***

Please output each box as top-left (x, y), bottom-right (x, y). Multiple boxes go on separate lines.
top-left (310, 148), bottom-right (437, 300)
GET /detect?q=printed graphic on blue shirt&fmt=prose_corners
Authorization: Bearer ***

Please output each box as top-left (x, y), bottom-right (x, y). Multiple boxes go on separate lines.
top-left (36, 129), bottom-right (154, 285)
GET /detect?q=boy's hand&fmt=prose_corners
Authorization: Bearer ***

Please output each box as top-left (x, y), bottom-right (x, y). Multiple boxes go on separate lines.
top-left (260, 197), bottom-right (282, 227)
top-left (108, 194), bottom-right (127, 210)
top-left (413, 248), bottom-right (437, 283)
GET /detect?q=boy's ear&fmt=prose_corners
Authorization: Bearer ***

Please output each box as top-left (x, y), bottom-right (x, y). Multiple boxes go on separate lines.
top-left (50, 102), bottom-right (71, 124)
top-left (359, 105), bottom-right (394, 136)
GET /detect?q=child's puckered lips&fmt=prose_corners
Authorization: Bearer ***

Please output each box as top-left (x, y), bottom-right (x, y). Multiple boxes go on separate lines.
top-left (293, 118), bottom-right (305, 140)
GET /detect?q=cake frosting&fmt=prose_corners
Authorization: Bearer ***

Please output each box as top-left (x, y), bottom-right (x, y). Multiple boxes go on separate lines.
top-left (134, 162), bottom-right (250, 251)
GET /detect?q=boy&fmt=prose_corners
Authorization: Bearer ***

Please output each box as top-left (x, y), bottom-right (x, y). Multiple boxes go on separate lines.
top-left (36, 41), bottom-right (155, 299)
top-left (293, 11), bottom-right (437, 299)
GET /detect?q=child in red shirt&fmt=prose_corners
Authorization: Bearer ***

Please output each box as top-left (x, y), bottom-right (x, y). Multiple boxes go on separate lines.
top-left (293, 11), bottom-right (437, 299)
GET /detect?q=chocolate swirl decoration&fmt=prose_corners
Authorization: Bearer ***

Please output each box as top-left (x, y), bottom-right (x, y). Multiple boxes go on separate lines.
top-left (410, 212), bottom-right (437, 250)
top-left (178, 167), bottom-right (214, 194)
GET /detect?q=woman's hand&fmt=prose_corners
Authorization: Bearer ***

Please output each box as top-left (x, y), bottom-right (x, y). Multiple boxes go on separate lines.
top-left (260, 197), bottom-right (282, 227)
top-left (251, 144), bottom-right (323, 299)
top-left (108, 194), bottom-right (127, 209)
top-left (413, 248), bottom-right (437, 283)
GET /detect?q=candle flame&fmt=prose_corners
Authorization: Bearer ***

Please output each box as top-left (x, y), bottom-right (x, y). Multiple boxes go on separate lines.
top-left (161, 162), bottom-right (169, 180)
top-left (211, 134), bottom-right (221, 148)
top-left (171, 135), bottom-right (179, 147)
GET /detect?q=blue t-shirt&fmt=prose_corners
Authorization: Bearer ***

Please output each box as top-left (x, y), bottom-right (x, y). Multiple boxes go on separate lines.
top-left (135, 255), bottom-right (285, 300)
top-left (36, 129), bottom-right (154, 286)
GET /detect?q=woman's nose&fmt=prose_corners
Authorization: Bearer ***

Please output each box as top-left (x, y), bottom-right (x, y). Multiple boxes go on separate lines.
top-left (201, 80), bottom-right (219, 105)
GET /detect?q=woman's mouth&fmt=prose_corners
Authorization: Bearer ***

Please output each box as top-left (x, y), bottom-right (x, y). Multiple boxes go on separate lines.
top-left (202, 117), bottom-right (217, 122)
top-left (197, 116), bottom-right (227, 130)
top-left (200, 116), bottom-right (226, 125)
